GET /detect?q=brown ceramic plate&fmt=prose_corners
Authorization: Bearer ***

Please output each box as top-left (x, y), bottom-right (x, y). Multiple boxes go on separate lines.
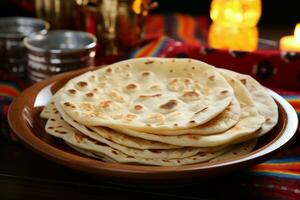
top-left (8, 67), bottom-right (298, 183)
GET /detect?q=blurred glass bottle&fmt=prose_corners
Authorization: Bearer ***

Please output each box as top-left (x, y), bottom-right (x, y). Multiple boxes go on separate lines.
top-left (35, 0), bottom-right (86, 30)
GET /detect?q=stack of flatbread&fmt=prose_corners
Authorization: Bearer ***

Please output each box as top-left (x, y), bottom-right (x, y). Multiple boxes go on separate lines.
top-left (41, 58), bottom-right (278, 166)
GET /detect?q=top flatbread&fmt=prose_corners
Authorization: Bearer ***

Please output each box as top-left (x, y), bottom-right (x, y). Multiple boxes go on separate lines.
top-left (59, 57), bottom-right (234, 132)
top-left (97, 72), bottom-right (264, 147)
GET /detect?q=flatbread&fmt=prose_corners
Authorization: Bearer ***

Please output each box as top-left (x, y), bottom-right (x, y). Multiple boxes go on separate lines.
top-left (209, 139), bottom-right (257, 163)
top-left (220, 69), bottom-right (278, 136)
top-left (106, 72), bottom-right (264, 147)
top-left (40, 101), bottom-right (57, 119)
top-left (66, 142), bottom-right (117, 163)
top-left (59, 57), bottom-right (234, 132)
top-left (45, 113), bottom-right (228, 166)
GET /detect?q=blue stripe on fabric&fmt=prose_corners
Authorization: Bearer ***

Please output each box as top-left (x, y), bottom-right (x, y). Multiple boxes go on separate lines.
top-left (250, 171), bottom-right (300, 180)
top-left (264, 157), bottom-right (300, 164)
top-left (282, 95), bottom-right (300, 99)
top-left (151, 38), bottom-right (170, 57)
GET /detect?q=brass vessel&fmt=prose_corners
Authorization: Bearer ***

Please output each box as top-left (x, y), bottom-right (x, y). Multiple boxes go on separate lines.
top-left (35, 0), bottom-right (154, 55)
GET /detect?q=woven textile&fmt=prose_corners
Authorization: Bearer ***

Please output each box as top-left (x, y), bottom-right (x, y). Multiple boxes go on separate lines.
top-left (1, 13), bottom-right (300, 199)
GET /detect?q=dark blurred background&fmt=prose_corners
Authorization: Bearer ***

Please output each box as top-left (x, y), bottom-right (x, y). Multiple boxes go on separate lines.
top-left (0, 0), bottom-right (299, 27)
top-left (156, 0), bottom-right (300, 27)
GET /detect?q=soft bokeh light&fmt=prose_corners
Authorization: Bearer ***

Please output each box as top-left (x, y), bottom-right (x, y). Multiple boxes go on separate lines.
top-left (280, 23), bottom-right (300, 52)
top-left (210, 0), bottom-right (261, 27)
top-left (132, 0), bottom-right (142, 14)
top-left (209, 22), bottom-right (258, 51)
top-left (294, 23), bottom-right (300, 42)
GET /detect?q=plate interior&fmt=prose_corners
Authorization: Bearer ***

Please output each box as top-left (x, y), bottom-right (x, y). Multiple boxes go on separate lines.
top-left (8, 68), bottom-right (291, 181)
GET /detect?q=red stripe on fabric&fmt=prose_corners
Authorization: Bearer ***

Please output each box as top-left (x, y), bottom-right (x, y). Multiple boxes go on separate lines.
top-left (144, 15), bottom-right (164, 41)
top-left (4, 105), bottom-right (10, 114)
top-left (0, 86), bottom-right (19, 97)
top-left (287, 100), bottom-right (300, 110)
top-left (253, 163), bottom-right (300, 171)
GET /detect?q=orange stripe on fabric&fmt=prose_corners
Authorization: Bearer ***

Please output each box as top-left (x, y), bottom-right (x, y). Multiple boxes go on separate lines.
top-left (179, 15), bottom-right (187, 40)
top-left (177, 15), bottom-right (200, 46)
top-left (287, 99), bottom-right (300, 103)
top-left (186, 16), bottom-right (200, 45)
top-left (178, 15), bottom-right (189, 43)
top-left (175, 15), bottom-right (182, 40)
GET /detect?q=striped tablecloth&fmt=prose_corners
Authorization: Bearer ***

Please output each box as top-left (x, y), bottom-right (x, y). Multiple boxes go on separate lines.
top-left (1, 14), bottom-right (300, 199)
top-left (133, 14), bottom-right (300, 199)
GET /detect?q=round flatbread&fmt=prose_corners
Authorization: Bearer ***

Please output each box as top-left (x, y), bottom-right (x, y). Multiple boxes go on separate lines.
top-left (59, 57), bottom-right (234, 132)
top-left (220, 69), bottom-right (278, 136)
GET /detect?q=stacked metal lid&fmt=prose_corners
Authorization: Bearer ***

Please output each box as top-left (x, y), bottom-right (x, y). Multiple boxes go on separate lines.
top-left (24, 31), bottom-right (97, 83)
top-left (0, 17), bottom-right (49, 77)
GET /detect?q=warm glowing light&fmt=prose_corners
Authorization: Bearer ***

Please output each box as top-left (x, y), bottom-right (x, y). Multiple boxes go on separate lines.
top-left (294, 23), bottom-right (300, 42)
top-left (75, 0), bottom-right (89, 6)
top-left (210, 0), bottom-right (261, 27)
top-left (208, 22), bottom-right (258, 51)
top-left (280, 23), bottom-right (300, 52)
top-left (132, 0), bottom-right (142, 14)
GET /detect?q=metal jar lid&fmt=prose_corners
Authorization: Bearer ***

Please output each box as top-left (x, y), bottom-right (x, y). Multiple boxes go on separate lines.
top-left (0, 17), bottom-right (49, 39)
top-left (23, 30), bottom-right (97, 54)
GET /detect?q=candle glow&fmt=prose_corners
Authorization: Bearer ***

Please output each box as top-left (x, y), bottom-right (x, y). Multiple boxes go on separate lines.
top-left (294, 24), bottom-right (300, 42)
top-left (280, 23), bottom-right (300, 52)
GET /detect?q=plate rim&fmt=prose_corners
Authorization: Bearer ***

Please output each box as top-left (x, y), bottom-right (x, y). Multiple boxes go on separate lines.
top-left (8, 68), bottom-right (299, 178)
